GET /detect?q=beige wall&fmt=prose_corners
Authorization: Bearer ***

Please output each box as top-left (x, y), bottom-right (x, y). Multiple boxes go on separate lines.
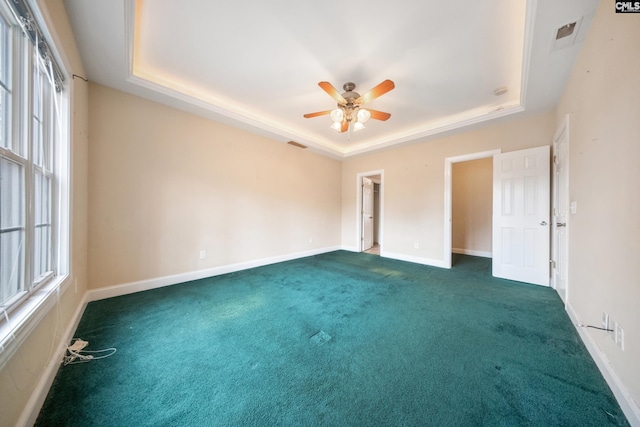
top-left (452, 158), bottom-right (492, 255)
top-left (88, 84), bottom-right (342, 289)
top-left (341, 112), bottom-right (555, 263)
top-left (4, 0), bottom-right (639, 424)
top-left (0, 1), bottom-right (89, 426)
top-left (556, 1), bottom-right (640, 408)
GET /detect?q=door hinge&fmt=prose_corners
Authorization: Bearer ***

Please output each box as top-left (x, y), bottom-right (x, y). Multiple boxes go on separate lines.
top-left (550, 260), bottom-right (557, 269)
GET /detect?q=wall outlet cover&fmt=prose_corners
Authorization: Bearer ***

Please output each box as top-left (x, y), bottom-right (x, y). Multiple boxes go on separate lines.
top-left (615, 323), bottom-right (624, 350)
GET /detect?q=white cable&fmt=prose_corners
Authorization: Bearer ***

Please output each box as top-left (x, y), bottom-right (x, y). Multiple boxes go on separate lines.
top-left (5, 238), bottom-right (25, 301)
top-left (63, 338), bottom-right (116, 365)
top-left (64, 348), bottom-right (117, 365)
top-left (1, 307), bottom-right (16, 343)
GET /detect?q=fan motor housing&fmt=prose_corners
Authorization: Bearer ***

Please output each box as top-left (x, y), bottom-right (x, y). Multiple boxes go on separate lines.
top-left (341, 82), bottom-right (361, 103)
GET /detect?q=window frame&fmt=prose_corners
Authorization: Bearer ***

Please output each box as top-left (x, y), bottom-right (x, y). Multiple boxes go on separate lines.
top-left (0, 0), bottom-right (70, 365)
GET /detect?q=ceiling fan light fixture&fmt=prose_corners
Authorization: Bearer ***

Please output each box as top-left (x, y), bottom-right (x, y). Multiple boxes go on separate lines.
top-left (304, 80), bottom-right (394, 135)
top-left (330, 108), bottom-right (344, 123)
top-left (357, 108), bottom-right (371, 123)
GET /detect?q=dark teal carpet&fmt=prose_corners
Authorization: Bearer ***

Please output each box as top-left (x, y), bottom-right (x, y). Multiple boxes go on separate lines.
top-left (36, 252), bottom-right (629, 426)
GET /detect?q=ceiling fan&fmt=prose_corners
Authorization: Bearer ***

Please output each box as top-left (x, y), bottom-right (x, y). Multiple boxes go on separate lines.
top-left (304, 80), bottom-right (395, 133)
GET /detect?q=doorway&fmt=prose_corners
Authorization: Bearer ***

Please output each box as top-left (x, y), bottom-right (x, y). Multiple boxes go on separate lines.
top-left (444, 147), bottom-right (551, 286)
top-left (444, 150), bottom-right (500, 269)
top-left (451, 158), bottom-right (493, 265)
top-left (357, 170), bottom-right (383, 255)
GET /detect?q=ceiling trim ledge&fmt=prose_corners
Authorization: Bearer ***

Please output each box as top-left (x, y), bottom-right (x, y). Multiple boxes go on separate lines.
top-left (122, 0), bottom-right (535, 161)
top-left (126, 74), bottom-right (347, 159)
top-left (342, 105), bottom-right (525, 157)
top-left (122, 0), bottom-right (346, 160)
top-left (519, 0), bottom-right (539, 109)
top-left (124, 0), bottom-right (135, 74)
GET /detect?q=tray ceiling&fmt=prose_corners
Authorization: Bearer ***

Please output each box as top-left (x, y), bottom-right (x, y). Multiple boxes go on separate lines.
top-left (63, 0), bottom-right (599, 158)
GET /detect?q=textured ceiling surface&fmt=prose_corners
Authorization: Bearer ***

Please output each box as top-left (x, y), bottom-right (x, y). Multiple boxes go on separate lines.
top-left (63, 0), bottom-right (599, 158)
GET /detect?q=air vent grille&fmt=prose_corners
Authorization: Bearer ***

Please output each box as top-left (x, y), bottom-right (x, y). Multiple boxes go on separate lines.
top-left (556, 22), bottom-right (576, 40)
top-left (287, 141), bottom-right (307, 149)
top-left (551, 18), bottom-right (583, 52)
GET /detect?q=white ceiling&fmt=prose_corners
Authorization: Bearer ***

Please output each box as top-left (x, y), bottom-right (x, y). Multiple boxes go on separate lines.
top-left (62, 0), bottom-right (599, 159)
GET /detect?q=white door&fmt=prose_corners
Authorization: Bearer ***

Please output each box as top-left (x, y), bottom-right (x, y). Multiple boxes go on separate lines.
top-left (493, 145), bottom-right (550, 286)
top-left (362, 177), bottom-right (374, 251)
top-left (552, 123), bottom-right (569, 302)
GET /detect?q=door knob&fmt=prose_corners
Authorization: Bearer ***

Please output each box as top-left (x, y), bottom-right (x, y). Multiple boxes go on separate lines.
top-left (540, 221), bottom-right (547, 226)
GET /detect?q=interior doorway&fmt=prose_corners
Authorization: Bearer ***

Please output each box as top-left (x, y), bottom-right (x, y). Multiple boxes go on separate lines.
top-left (451, 158), bottom-right (493, 265)
top-left (357, 171), bottom-right (383, 255)
top-left (445, 147), bottom-right (551, 286)
top-left (444, 150), bottom-right (500, 269)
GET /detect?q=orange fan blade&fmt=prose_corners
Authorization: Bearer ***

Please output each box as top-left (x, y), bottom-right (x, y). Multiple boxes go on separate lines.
top-left (341, 120), bottom-right (348, 133)
top-left (358, 80), bottom-right (395, 104)
top-left (303, 110), bottom-right (333, 118)
top-left (318, 81), bottom-right (346, 104)
top-left (367, 109), bottom-right (391, 121)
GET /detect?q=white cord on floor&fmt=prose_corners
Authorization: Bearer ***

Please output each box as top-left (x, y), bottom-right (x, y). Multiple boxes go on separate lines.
top-left (63, 338), bottom-right (116, 365)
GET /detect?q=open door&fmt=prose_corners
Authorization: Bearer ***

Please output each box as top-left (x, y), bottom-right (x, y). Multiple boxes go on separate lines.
top-left (552, 119), bottom-right (569, 302)
top-left (361, 177), bottom-right (374, 251)
top-left (493, 145), bottom-right (550, 286)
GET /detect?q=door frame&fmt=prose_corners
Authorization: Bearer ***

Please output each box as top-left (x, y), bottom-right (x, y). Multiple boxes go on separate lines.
top-left (443, 150), bottom-right (500, 269)
top-left (552, 115), bottom-right (570, 303)
top-left (357, 170), bottom-right (384, 252)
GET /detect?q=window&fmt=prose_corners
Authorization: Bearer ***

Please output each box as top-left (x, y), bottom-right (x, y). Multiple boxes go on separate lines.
top-left (0, 0), bottom-right (67, 325)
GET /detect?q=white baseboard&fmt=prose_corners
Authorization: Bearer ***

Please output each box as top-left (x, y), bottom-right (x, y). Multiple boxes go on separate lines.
top-left (340, 246), bottom-right (448, 269)
top-left (17, 291), bottom-right (89, 427)
top-left (566, 303), bottom-right (640, 427)
top-left (19, 246), bottom-right (342, 425)
top-left (21, 250), bottom-right (638, 426)
top-left (381, 250), bottom-right (447, 269)
top-left (452, 248), bottom-right (492, 258)
top-left (87, 246), bottom-right (342, 302)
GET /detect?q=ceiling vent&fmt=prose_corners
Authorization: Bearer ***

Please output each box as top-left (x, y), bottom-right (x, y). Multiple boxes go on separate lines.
top-left (287, 141), bottom-right (307, 149)
top-left (551, 19), bottom-right (582, 51)
top-left (556, 22), bottom-right (577, 40)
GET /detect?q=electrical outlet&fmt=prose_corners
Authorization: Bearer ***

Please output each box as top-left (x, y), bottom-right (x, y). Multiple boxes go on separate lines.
top-left (570, 201), bottom-right (577, 214)
top-left (602, 312), bottom-right (609, 331)
top-left (199, 250), bottom-right (207, 260)
top-left (615, 323), bottom-right (624, 350)
top-left (414, 243), bottom-right (419, 249)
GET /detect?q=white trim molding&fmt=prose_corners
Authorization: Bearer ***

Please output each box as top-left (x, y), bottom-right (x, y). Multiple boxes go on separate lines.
top-left (0, 277), bottom-right (72, 371)
top-left (566, 304), bottom-right (640, 427)
top-left (355, 170), bottom-right (384, 254)
top-left (443, 149), bottom-right (501, 269)
top-left (87, 246), bottom-right (341, 302)
top-left (17, 245), bottom-right (339, 425)
top-left (452, 248), bottom-right (492, 258)
top-left (382, 250), bottom-right (448, 269)
top-left (17, 290), bottom-right (88, 427)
